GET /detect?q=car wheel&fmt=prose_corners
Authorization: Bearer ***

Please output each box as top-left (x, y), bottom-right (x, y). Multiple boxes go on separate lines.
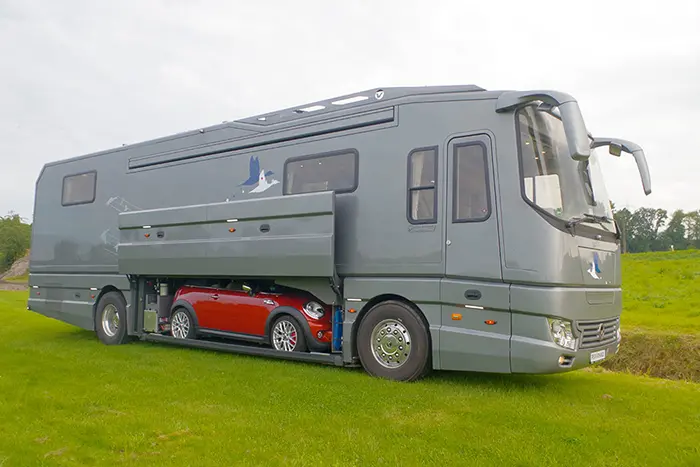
top-left (95, 291), bottom-right (131, 345)
top-left (271, 315), bottom-right (308, 352)
top-left (356, 300), bottom-right (431, 382)
top-left (171, 307), bottom-right (196, 339)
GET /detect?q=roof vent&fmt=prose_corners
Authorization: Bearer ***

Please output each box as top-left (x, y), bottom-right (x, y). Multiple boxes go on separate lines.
top-left (293, 105), bottom-right (326, 114)
top-left (331, 95), bottom-right (368, 106)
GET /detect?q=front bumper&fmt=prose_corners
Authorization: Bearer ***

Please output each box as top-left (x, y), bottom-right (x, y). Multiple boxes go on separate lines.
top-left (510, 334), bottom-right (621, 374)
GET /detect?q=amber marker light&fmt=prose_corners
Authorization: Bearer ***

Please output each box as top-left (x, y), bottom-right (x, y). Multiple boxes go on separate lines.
top-left (451, 313), bottom-right (462, 321)
top-left (485, 320), bottom-right (497, 325)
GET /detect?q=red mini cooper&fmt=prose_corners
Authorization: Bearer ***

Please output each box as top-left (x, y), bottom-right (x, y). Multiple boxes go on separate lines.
top-left (168, 279), bottom-right (333, 353)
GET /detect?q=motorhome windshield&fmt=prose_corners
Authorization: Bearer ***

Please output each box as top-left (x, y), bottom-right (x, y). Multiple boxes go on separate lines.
top-left (517, 105), bottom-right (615, 233)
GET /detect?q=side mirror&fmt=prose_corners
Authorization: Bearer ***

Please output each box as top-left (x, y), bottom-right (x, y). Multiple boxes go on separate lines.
top-left (495, 90), bottom-right (591, 161)
top-left (591, 137), bottom-right (651, 195)
top-left (608, 143), bottom-right (622, 157)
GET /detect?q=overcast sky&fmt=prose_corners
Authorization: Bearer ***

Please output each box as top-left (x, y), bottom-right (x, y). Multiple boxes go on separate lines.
top-left (1, 0), bottom-right (699, 222)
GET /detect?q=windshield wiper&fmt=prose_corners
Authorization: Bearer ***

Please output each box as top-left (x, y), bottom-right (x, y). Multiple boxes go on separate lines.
top-left (565, 213), bottom-right (614, 234)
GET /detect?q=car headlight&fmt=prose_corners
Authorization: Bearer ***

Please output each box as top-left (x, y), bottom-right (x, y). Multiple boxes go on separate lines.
top-left (302, 301), bottom-right (325, 320)
top-left (547, 318), bottom-right (576, 350)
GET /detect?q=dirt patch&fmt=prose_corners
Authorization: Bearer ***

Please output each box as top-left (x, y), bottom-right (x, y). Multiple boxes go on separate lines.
top-left (0, 250), bottom-right (29, 281)
top-left (0, 280), bottom-right (27, 291)
top-left (600, 329), bottom-right (700, 382)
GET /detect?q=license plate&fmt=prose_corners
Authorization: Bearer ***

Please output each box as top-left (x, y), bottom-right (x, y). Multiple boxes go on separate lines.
top-left (590, 349), bottom-right (606, 363)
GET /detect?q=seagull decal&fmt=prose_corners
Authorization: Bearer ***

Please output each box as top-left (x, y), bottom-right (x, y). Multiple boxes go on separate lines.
top-left (237, 156), bottom-right (279, 194)
top-left (240, 156), bottom-right (273, 186)
top-left (249, 169), bottom-right (280, 193)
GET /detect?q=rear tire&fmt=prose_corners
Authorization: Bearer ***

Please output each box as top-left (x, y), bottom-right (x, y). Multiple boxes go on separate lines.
top-left (356, 300), bottom-right (431, 382)
top-left (171, 307), bottom-right (196, 339)
top-left (95, 291), bottom-right (130, 345)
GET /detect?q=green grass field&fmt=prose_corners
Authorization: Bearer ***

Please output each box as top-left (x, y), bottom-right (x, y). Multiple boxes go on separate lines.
top-left (1, 290), bottom-right (699, 466)
top-left (619, 250), bottom-right (700, 334)
top-left (598, 250), bottom-right (700, 380)
top-left (1, 250), bottom-right (699, 465)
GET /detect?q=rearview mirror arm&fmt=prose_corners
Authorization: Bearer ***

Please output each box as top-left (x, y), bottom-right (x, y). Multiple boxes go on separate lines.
top-left (591, 137), bottom-right (652, 195)
top-left (495, 90), bottom-right (591, 161)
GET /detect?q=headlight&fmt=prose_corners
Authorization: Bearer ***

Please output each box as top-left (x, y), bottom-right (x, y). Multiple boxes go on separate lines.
top-left (302, 301), bottom-right (325, 320)
top-left (547, 318), bottom-right (576, 350)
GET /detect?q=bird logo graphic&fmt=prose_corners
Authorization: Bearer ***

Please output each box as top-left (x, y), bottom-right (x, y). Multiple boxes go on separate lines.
top-left (587, 252), bottom-right (602, 280)
top-left (239, 155), bottom-right (279, 193)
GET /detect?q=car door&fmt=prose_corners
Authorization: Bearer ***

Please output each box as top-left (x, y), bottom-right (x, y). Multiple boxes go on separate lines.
top-left (215, 285), bottom-right (272, 337)
top-left (190, 286), bottom-right (234, 332)
top-left (190, 287), bottom-right (227, 331)
top-left (439, 133), bottom-right (511, 373)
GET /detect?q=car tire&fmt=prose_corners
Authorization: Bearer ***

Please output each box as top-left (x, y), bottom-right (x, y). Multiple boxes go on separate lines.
top-left (170, 307), bottom-right (196, 339)
top-left (270, 315), bottom-right (308, 352)
top-left (356, 300), bottom-right (431, 382)
top-left (95, 291), bottom-right (131, 345)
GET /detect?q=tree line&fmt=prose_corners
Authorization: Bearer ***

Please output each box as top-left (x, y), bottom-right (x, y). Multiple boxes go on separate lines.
top-left (0, 213), bottom-right (31, 272)
top-left (613, 206), bottom-right (700, 253)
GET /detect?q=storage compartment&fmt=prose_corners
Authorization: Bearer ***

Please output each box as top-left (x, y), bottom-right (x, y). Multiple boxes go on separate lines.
top-left (117, 191), bottom-right (336, 279)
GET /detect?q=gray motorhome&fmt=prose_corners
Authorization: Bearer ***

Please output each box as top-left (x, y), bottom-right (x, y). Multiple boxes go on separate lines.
top-left (27, 85), bottom-right (651, 382)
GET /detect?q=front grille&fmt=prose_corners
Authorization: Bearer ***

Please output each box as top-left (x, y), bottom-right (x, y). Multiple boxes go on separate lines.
top-left (576, 317), bottom-right (620, 349)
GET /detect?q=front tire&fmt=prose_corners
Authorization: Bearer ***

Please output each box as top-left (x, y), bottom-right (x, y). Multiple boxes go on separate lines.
top-left (270, 315), bottom-right (308, 352)
top-left (95, 291), bottom-right (130, 345)
top-left (357, 300), bottom-right (431, 382)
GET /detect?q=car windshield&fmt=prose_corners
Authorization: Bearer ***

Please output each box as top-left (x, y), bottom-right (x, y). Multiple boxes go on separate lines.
top-left (516, 104), bottom-right (615, 232)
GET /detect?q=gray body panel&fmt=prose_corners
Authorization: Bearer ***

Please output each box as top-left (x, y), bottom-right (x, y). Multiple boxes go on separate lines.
top-left (27, 84), bottom-right (624, 374)
top-left (117, 191), bottom-right (335, 278)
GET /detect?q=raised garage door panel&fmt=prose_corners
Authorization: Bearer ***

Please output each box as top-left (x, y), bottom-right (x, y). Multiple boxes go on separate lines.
top-left (117, 191), bottom-right (336, 278)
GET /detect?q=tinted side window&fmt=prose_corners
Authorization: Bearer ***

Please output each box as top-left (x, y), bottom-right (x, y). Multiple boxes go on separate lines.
top-left (62, 171), bottom-right (97, 206)
top-left (284, 150), bottom-right (358, 195)
top-left (453, 143), bottom-right (490, 222)
top-left (407, 147), bottom-right (438, 223)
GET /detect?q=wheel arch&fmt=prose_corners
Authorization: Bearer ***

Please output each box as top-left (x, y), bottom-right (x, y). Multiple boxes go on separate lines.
top-left (170, 299), bottom-right (200, 329)
top-left (351, 294), bottom-right (433, 361)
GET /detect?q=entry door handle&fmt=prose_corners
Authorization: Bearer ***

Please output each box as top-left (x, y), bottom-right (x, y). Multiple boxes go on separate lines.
top-left (210, 294), bottom-right (219, 300)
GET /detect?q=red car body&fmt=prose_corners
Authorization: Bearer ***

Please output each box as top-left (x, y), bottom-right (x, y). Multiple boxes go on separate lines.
top-left (170, 282), bottom-right (333, 352)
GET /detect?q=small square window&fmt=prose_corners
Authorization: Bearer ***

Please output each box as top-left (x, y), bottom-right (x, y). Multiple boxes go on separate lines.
top-left (407, 147), bottom-right (438, 224)
top-left (62, 171), bottom-right (97, 206)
